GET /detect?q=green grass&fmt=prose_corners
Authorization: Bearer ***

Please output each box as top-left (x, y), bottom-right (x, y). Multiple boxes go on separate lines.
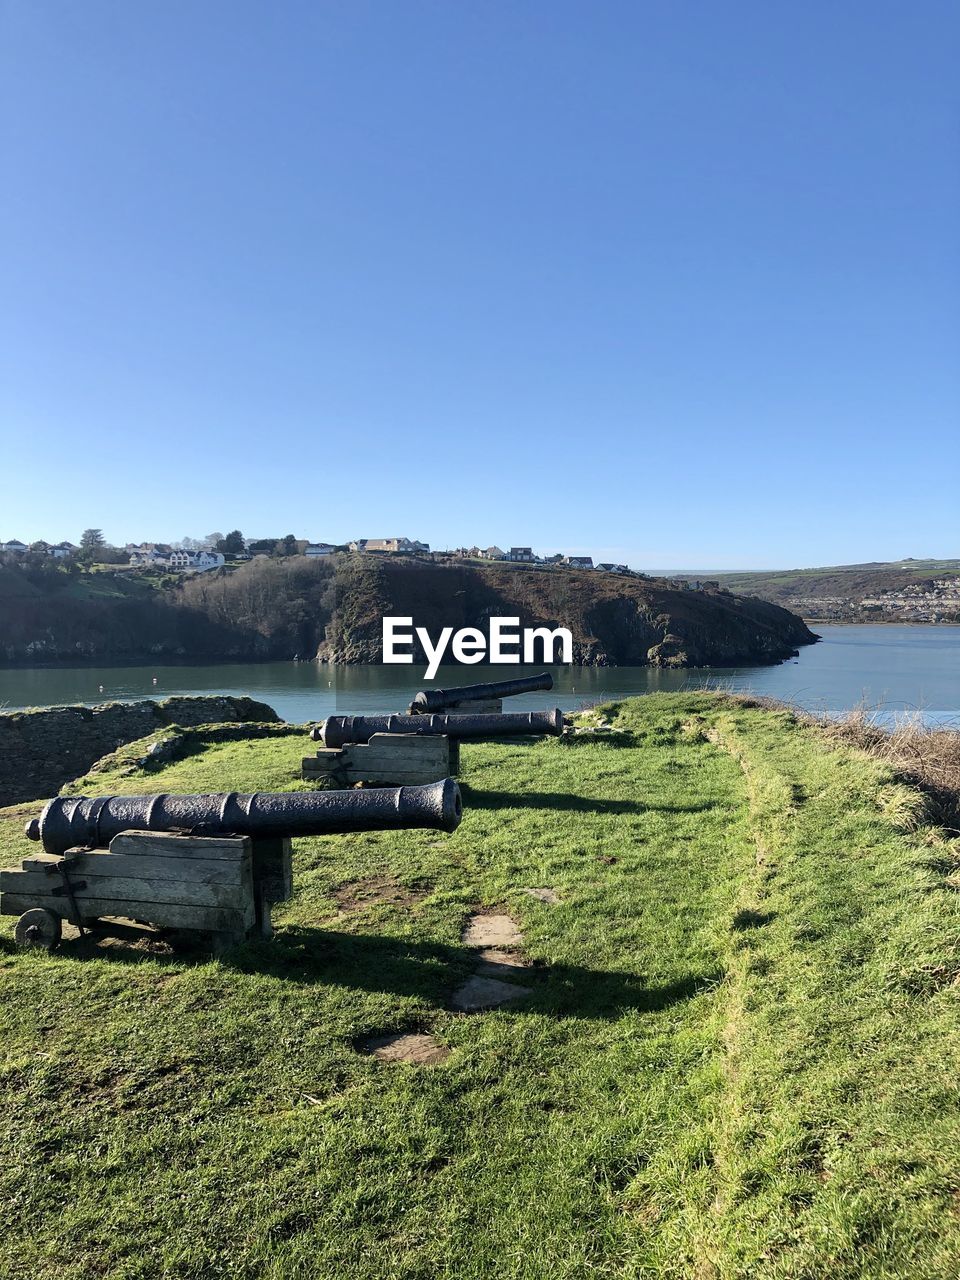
top-left (1, 693), bottom-right (959, 1279)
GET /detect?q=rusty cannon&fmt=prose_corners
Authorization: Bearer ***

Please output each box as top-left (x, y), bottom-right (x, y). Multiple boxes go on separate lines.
top-left (5, 781), bottom-right (463, 951)
top-left (409, 672), bottom-right (554, 714)
top-left (24, 780), bottom-right (463, 855)
top-left (312, 709), bottom-right (564, 749)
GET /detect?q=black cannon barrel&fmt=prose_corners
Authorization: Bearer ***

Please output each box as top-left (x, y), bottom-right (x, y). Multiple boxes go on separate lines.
top-left (24, 780), bottom-right (462, 856)
top-left (313, 709), bottom-right (564, 748)
top-left (410, 672), bottom-right (554, 714)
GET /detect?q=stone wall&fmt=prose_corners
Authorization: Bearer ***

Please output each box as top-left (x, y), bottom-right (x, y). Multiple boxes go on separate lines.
top-left (0, 696), bottom-right (280, 807)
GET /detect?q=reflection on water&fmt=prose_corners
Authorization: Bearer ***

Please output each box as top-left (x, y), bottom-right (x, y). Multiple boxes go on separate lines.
top-left (0, 624), bottom-right (957, 726)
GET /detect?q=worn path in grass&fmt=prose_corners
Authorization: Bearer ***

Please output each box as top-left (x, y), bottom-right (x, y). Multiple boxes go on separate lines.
top-left (0, 694), bottom-right (959, 1279)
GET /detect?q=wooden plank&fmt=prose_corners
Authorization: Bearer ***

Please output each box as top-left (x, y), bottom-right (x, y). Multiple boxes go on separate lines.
top-left (343, 770), bottom-right (447, 785)
top-left (363, 734), bottom-right (450, 757)
top-left (20, 852), bottom-right (246, 885)
top-left (0, 893), bottom-right (254, 933)
top-left (302, 754), bottom-right (344, 773)
top-left (251, 837), bottom-right (293, 904)
top-left (0, 869), bottom-right (247, 910)
top-left (353, 749), bottom-right (450, 768)
top-left (108, 832), bottom-right (251, 862)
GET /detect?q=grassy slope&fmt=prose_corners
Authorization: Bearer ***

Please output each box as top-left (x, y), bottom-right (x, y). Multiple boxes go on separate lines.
top-left (0, 695), bottom-right (958, 1279)
top-left (702, 559), bottom-right (960, 603)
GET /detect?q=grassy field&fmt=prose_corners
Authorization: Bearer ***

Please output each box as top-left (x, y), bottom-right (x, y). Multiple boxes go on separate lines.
top-left (1, 694), bottom-right (959, 1278)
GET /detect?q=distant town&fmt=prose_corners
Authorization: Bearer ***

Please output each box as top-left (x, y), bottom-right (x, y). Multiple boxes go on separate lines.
top-left (0, 532), bottom-right (721, 591)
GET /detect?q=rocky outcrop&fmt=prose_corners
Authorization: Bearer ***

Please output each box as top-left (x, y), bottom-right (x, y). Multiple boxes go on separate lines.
top-left (0, 554), bottom-right (816, 672)
top-left (320, 558), bottom-right (816, 669)
top-left (0, 695), bottom-right (280, 807)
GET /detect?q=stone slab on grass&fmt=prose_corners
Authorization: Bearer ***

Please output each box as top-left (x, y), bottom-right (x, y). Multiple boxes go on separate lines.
top-left (475, 948), bottom-right (530, 979)
top-left (522, 887), bottom-right (561, 904)
top-left (451, 975), bottom-right (532, 1012)
top-left (462, 913), bottom-right (523, 947)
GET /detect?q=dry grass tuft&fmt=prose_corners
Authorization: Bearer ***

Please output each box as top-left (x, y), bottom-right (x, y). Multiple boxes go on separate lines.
top-left (816, 705), bottom-right (960, 831)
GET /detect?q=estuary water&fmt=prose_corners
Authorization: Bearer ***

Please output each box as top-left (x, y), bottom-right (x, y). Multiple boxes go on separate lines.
top-left (0, 624), bottom-right (957, 726)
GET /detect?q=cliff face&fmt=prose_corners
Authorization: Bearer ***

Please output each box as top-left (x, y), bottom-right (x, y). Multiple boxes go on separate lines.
top-left (0, 554), bottom-right (816, 669)
top-left (321, 557), bottom-right (817, 667)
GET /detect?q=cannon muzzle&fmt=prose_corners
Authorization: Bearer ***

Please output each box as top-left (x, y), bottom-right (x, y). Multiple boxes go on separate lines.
top-left (410, 672), bottom-right (554, 714)
top-left (313, 708), bottom-right (564, 748)
top-left (25, 780), bottom-right (462, 856)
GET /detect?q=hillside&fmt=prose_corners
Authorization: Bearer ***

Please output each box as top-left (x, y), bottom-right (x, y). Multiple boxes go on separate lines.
top-left (325, 556), bottom-right (815, 667)
top-left (1, 694), bottom-right (959, 1277)
top-left (0, 554), bottom-right (815, 668)
top-left (677, 558), bottom-right (960, 622)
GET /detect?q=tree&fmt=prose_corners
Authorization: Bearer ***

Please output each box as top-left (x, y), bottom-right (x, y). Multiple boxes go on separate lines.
top-left (29, 541), bottom-right (50, 554)
top-left (273, 534), bottom-right (298, 558)
top-left (203, 532), bottom-right (224, 551)
top-left (79, 529), bottom-right (106, 562)
top-left (216, 530), bottom-right (246, 556)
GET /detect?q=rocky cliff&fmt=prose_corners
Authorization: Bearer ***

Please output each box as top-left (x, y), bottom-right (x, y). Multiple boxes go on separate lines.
top-left (323, 557), bottom-right (817, 667)
top-left (0, 554), bottom-right (816, 670)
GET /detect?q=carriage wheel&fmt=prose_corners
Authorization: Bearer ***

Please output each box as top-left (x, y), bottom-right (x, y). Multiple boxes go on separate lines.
top-left (14, 909), bottom-right (62, 951)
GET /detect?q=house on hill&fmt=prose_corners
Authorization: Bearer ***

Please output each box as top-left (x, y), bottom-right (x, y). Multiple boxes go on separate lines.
top-left (304, 543), bottom-right (335, 557)
top-left (128, 547), bottom-right (224, 572)
top-left (1, 540), bottom-right (27, 554)
top-left (127, 544), bottom-right (170, 567)
top-left (49, 542), bottom-right (78, 559)
top-left (351, 537), bottom-right (430, 554)
top-left (507, 547), bottom-right (535, 562)
top-left (165, 550), bottom-right (224, 572)
top-left (564, 555), bottom-right (594, 569)
top-left (596, 562), bottom-right (629, 574)
top-left (478, 546), bottom-right (506, 560)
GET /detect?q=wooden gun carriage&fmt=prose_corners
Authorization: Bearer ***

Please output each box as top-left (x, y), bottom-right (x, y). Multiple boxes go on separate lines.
top-left (3, 782), bottom-right (462, 951)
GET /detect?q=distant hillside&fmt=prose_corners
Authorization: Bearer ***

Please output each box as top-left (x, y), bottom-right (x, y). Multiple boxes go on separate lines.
top-left (670, 559), bottom-right (960, 622)
top-left (0, 554), bottom-right (815, 668)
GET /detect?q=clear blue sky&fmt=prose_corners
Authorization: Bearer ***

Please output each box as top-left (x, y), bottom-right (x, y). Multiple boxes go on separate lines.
top-left (2, 1), bottom-right (957, 568)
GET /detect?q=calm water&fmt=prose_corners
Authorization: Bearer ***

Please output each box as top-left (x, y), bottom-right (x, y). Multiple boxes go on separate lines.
top-left (0, 624), bottom-right (957, 725)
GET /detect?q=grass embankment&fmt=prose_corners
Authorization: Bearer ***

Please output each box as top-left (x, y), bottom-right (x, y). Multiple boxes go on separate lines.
top-left (1, 694), bottom-right (959, 1279)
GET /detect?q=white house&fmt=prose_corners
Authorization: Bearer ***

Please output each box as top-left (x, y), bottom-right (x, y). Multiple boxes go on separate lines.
top-left (2, 540), bottom-right (27, 554)
top-left (194, 550), bottom-right (225, 570)
top-left (478, 546), bottom-right (506, 560)
top-left (596, 562), bottom-right (629, 574)
top-left (563, 556), bottom-right (594, 569)
top-left (353, 537), bottom-right (430, 554)
top-left (129, 547), bottom-right (224, 571)
top-left (49, 542), bottom-right (78, 559)
top-left (304, 543), bottom-right (336, 557)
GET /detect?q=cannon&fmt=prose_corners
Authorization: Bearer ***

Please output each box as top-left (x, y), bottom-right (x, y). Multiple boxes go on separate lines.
top-left (4, 781), bottom-right (463, 951)
top-left (313, 709), bottom-right (564, 749)
top-left (24, 780), bottom-right (463, 855)
top-left (410, 672), bottom-right (554, 714)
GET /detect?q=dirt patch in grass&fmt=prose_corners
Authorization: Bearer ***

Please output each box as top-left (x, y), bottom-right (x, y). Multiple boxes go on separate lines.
top-left (358, 1032), bottom-right (451, 1066)
top-left (332, 873), bottom-right (430, 913)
